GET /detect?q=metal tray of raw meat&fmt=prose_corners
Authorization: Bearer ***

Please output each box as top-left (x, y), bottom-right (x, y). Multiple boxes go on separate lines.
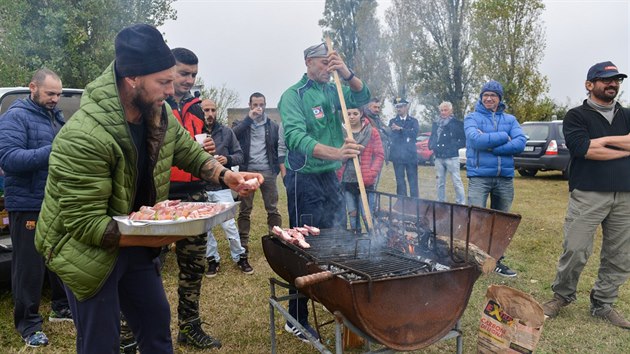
top-left (113, 202), bottom-right (240, 236)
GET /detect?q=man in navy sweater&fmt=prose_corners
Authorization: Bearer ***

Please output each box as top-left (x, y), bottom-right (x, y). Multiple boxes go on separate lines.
top-left (542, 61), bottom-right (630, 329)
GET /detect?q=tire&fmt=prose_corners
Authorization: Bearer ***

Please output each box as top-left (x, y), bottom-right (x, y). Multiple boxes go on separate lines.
top-left (517, 168), bottom-right (538, 177)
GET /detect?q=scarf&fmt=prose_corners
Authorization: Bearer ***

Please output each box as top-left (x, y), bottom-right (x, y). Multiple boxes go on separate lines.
top-left (436, 116), bottom-right (452, 139)
top-left (342, 120), bottom-right (372, 183)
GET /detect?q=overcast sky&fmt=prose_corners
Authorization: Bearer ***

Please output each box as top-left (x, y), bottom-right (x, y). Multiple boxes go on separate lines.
top-left (160, 0), bottom-right (629, 113)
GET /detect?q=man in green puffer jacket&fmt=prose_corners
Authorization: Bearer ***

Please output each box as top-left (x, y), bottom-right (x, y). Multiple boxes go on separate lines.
top-left (34, 24), bottom-right (262, 354)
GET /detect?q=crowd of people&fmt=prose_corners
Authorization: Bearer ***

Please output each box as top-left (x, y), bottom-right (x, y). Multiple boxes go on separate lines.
top-left (0, 21), bottom-right (629, 353)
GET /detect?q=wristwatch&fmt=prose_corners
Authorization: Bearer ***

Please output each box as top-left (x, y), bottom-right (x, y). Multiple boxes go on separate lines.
top-left (343, 69), bottom-right (355, 82)
top-left (218, 168), bottom-right (230, 189)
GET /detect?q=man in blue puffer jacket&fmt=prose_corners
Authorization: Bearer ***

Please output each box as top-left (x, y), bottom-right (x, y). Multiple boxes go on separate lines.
top-left (0, 69), bottom-right (72, 347)
top-left (464, 80), bottom-right (526, 277)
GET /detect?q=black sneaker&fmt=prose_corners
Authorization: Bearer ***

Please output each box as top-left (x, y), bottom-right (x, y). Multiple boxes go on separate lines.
top-left (237, 255), bottom-right (254, 274)
top-left (494, 260), bottom-right (517, 277)
top-left (49, 307), bottom-right (73, 322)
top-left (205, 257), bottom-right (220, 278)
top-left (24, 331), bottom-right (49, 347)
top-left (284, 322), bottom-right (320, 343)
top-left (177, 319), bottom-right (222, 349)
top-left (119, 338), bottom-right (138, 354)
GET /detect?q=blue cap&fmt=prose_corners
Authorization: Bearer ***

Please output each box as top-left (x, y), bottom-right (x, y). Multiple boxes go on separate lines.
top-left (587, 61), bottom-right (627, 81)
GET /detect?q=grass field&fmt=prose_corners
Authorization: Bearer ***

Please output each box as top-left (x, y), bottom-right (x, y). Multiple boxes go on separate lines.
top-left (1, 164), bottom-right (629, 353)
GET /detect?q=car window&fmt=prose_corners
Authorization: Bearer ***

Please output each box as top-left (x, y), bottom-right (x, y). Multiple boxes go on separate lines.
top-left (521, 125), bottom-right (549, 140)
top-left (557, 124), bottom-right (564, 140)
top-left (0, 90), bottom-right (83, 119)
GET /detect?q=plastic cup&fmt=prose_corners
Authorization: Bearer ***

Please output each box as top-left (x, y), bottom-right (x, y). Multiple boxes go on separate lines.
top-left (194, 133), bottom-right (207, 145)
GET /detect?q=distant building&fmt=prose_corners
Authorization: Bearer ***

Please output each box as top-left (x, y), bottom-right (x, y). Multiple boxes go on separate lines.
top-left (226, 107), bottom-right (281, 127)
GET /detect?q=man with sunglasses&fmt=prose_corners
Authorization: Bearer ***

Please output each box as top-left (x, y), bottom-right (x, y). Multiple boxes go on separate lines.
top-left (542, 61), bottom-right (630, 329)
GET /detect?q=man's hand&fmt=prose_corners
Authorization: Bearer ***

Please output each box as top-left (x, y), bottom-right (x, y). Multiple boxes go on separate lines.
top-left (327, 50), bottom-right (351, 79)
top-left (214, 155), bottom-right (228, 165)
top-left (202, 136), bottom-right (216, 155)
top-left (224, 171), bottom-right (264, 197)
top-left (248, 107), bottom-right (263, 120)
top-left (391, 123), bottom-right (402, 131)
top-left (119, 235), bottom-right (188, 248)
top-left (339, 137), bottom-right (363, 161)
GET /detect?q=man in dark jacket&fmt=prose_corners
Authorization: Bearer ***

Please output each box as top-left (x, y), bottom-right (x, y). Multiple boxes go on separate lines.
top-left (429, 101), bottom-right (466, 204)
top-left (201, 98), bottom-right (252, 276)
top-left (363, 97), bottom-right (390, 165)
top-left (542, 61), bottom-right (630, 329)
top-left (232, 92), bottom-right (282, 255)
top-left (388, 97), bottom-right (420, 198)
top-left (0, 68), bottom-right (71, 347)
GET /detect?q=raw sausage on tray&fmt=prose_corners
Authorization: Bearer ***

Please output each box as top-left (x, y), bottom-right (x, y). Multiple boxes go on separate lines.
top-left (128, 200), bottom-right (227, 221)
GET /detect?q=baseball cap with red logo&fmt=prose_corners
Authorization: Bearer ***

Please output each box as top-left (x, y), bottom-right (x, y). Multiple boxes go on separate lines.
top-left (586, 61), bottom-right (627, 82)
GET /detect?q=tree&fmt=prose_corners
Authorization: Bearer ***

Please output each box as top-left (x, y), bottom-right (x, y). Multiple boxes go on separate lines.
top-left (470, 0), bottom-right (549, 121)
top-left (196, 77), bottom-right (240, 126)
top-left (0, 0), bottom-right (176, 88)
top-left (319, 0), bottom-right (392, 100)
top-left (410, 0), bottom-right (476, 120)
top-left (384, 0), bottom-right (417, 102)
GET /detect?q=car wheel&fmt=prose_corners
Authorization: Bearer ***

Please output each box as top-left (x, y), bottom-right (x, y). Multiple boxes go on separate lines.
top-left (518, 168), bottom-right (538, 177)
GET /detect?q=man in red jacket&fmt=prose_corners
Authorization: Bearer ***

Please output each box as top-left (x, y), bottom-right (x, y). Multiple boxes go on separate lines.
top-left (164, 47), bottom-right (221, 349)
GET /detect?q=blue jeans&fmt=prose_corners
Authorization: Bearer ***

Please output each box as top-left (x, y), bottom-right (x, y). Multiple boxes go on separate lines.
top-left (467, 176), bottom-right (514, 212)
top-left (343, 188), bottom-right (376, 231)
top-left (205, 189), bottom-right (245, 262)
top-left (393, 162), bottom-right (418, 198)
top-left (434, 157), bottom-right (466, 204)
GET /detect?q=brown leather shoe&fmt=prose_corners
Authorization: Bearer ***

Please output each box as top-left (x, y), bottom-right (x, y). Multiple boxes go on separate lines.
top-left (591, 306), bottom-right (630, 329)
top-left (542, 293), bottom-right (570, 318)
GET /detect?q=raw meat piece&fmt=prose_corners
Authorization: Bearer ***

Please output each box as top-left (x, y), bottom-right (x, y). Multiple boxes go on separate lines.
top-left (303, 224), bottom-right (320, 236)
top-left (236, 178), bottom-right (260, 192)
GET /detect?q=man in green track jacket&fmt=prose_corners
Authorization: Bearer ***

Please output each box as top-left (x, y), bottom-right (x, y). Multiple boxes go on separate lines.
top-left (277, 42), bottom-right (370, 343)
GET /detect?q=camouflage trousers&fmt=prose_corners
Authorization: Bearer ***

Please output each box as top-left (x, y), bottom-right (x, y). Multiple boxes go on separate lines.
top-left (172, 190), bottom-right (208, 325)
top-left (174, 232), bottom-right (208, 325)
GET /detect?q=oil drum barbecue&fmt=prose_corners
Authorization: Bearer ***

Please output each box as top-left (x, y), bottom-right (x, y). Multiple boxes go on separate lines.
top-left (263, 191), bottom-right (521, 351)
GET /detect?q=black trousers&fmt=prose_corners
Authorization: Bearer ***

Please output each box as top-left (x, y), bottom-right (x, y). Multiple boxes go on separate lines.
top-left (284, 170), bottom-right (344, 325)
top-left (11, 211), bottom-right (68, 338)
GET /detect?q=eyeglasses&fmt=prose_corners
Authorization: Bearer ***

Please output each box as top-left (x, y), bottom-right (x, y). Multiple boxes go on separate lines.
top-left (482, 92), bottom-right (499, 98)
top-left (593, 77), bottom-right (624, 84)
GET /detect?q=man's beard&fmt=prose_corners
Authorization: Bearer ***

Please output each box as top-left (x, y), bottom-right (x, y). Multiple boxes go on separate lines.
top-left (32, 90), bottom-right (55, 110)
top-left (132, 85), bottom-right (162, 126)
top-left (592, 85), bottom-right (618, 103)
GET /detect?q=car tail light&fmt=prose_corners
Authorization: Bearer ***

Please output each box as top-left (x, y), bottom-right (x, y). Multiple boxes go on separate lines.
top-left (545, 140), bottom-right (558, 155)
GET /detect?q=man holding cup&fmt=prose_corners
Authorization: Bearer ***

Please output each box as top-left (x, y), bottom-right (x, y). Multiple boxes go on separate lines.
top-left (161, 47), bottom-right (222, 349)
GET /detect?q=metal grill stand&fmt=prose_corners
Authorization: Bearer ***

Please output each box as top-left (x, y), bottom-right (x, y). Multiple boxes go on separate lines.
top-left (268, 278), bottom-right (463, 354)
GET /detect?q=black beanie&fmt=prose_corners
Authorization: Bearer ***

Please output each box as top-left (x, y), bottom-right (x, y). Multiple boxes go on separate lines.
top-left (114, 24), bottom-right (175, 77)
